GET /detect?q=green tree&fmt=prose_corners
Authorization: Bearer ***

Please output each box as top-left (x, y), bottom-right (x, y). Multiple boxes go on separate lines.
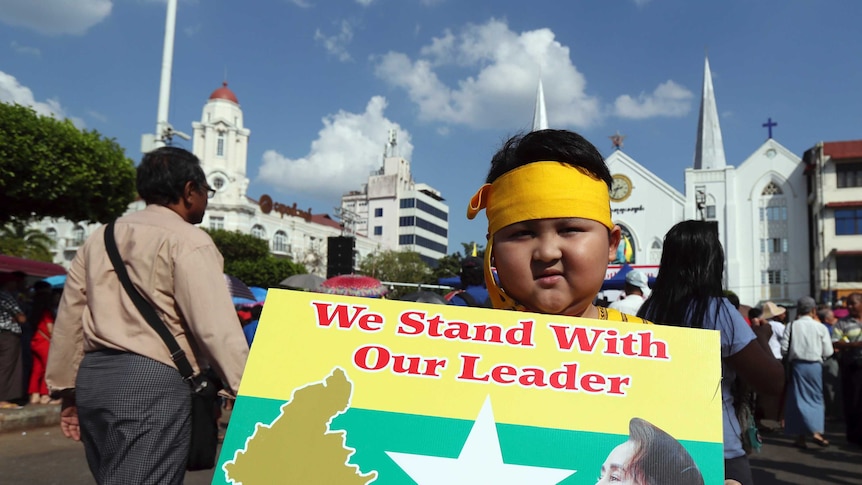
top-left (0, 103), bottom-right (136, 225)
top-left (0, 221), bottom-right (54, 262)
top-left (206, 229), bottom-right (306, 288)
top-left (358, 250), bottom-right (431, 299)
top-left (431, 241), bottom-right (487, 283)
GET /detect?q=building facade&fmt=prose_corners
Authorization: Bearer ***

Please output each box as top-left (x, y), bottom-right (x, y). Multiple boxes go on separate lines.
top-left (340, 131), bottom-right (449, 266)
top-left (35, 83), bottom-right (390, 276)
top-left (804, 141), bottom-right (862, 302)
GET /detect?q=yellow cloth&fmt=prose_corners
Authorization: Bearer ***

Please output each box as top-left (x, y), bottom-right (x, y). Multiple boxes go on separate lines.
top-left (467, 162), bottom-right (615, 312)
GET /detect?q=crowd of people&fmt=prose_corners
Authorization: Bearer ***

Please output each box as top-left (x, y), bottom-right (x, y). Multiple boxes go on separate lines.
top-left (0, 272), bottom-right (63, 409)
top-left (2, 130), bottom-right (858, 485)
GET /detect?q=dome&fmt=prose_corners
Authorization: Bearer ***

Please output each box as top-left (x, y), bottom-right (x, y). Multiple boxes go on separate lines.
top-left (208, 82), bottom-right (238, 104)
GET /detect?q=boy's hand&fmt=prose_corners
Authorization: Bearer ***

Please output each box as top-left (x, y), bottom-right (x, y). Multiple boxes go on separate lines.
top-left (751, 319), bottom-right (773, 341)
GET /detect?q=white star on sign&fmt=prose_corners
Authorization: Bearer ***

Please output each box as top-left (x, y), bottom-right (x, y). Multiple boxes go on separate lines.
top-left (385, 396), bottom-right (577, 485)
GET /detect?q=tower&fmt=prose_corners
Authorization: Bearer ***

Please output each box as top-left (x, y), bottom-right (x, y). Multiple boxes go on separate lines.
top-left (191, 82), bottom-right (252, 204)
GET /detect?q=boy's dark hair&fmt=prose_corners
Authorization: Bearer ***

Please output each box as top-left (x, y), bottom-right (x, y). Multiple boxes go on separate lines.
top-left (459, 256), bottom-right (485, 287)
top-left (137, 146), bottom-right (208, 205)
top-left (748, 306), bottom-right (763, 319)
top-left (486, 129), bottom-right (611, 188)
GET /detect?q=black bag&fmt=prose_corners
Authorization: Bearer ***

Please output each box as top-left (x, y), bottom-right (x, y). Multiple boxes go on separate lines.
top-left (105, 221), bottom-right (222, 471)
top-left (187, 371), bottom-right (222, 470)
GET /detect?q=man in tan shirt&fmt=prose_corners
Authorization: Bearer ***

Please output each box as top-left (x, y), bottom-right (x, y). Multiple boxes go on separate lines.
top-left (46, 146), bottom-right (248, 484)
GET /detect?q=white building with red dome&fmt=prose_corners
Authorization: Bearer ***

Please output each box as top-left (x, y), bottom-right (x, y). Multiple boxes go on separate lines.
top-left (33, 83), bottom-right (386, 276)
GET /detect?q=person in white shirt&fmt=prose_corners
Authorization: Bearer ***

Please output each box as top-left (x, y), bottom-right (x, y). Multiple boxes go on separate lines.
top-left (761, 301), bottom-right (786, 359)
top-left (609, 270), bottom-right (649, 316)
top-left (781, 296), bottom-right (834, 448)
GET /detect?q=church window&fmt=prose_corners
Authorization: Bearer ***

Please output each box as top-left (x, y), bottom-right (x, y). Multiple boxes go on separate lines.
top-left (759, 206), bottom-right (788, 221)
top-left (837, 162), bottom-right (862, 188)
top-left (706, 205), bottom-right (716, 219)
top-left (761, 181), bottom-right (783, 195)
top-left (45, 227), bottom-right (57, 241)
top-left (251, 225), bottom-right (266, 239)
top-left (761, 270), bottom-right (784, 284)
top-left (273, 231), bottom-right (288, 253)
top-left (837, 255), bottom-right (862, 282)
top-left (209, 216), bottom-right (224, 230)
top-left (649, 240), bottom-right (662, 264)
top-left (835, 208), bottom-right (862, 235)
top-left (760, 238), bottom-right (788, 253)
top-left (217, 134), bottom-right (225, 157)
top-left (213, 177), bottom-right (225, 190)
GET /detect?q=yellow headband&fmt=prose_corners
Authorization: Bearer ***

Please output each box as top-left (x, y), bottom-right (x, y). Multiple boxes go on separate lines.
top-left (467, 161), bottom-right (613, 232)
top-left (466, 161), bottom-right (613, 311)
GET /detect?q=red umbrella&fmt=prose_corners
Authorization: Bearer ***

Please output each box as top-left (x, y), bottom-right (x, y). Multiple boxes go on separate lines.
top-left (319, 274), bottom-right (388, 298)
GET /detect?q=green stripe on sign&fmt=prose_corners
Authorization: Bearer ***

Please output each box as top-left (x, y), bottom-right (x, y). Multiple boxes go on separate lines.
top-left (214, 396), bottom-right (723, 485)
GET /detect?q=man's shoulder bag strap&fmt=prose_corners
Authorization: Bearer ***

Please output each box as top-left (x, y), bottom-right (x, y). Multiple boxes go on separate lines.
top-left (104, 221), bottom-right (196, 381)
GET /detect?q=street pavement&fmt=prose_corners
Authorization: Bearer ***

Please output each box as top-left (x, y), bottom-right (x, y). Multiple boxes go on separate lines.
top-left (0, 415), bottom-right (860, 484)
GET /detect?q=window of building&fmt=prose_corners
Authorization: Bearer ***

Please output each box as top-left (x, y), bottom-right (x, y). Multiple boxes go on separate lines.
top-left (251, 224), bottom-right (266, 239)
top-left (71, 225), bottom-right (85, 246)
top-left (760, 238), bottom-right (788, 253)
top-left (273, 231), bottom-right (288, 252)
top-left (837, 255), bottom-right (862, 282)
top-left (399, 216), bottom-right (415, 227)
top-left (209, 216), bottom-right (224, 230)
top-left (835, 208), bottom-right (862, 235)
top-left (837, 162), bottom-right (862, 188)
top-left (217, 134), bottom-right (225, 157)
top-left (760, 206), bottom-right (788, 221)
top-left (213, 177), bottom-right (225, 189)
top-left (373, 226), bottom-right (383, 236)
top-left (761, 181), bottom-right (783, 195)
top-left (705, 205), bottom-right (716, 219)
top-left (400, 198), bottom-right (416, 209)
top-left (374, 208), bottom-right (383, 217)
top-left (761, 270), bottom-right (784, 284)
top-left (399, 234), bottom-right (414, 245)
top-left (45, 227), bottom-right (57, 241)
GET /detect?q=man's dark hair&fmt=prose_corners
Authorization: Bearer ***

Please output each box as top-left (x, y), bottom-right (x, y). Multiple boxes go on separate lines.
top-left (460, 256), bottom-right (485, 287)
top-left (485, 129), bottom-right (611, 188)
top-left (136, 146), bottom-right (207, 205)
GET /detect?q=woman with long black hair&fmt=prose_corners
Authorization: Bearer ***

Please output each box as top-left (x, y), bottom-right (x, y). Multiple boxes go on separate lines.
top-left (638, 220), bottom-right (783, 485)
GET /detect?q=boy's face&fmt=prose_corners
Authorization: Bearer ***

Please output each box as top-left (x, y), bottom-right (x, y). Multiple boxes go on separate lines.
top-left (492, 217), bottom-right (620, 316)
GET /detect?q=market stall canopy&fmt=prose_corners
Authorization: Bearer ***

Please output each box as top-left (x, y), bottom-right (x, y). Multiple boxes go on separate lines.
top-left (0, 255), bottom-right (66, 278)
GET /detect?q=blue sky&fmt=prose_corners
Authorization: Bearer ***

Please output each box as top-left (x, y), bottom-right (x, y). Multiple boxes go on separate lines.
top-left (2, 0), bottom-right (861, 252)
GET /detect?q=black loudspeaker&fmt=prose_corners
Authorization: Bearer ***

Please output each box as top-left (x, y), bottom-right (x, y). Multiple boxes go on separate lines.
top-left (327, 236), bottom-right (355, 278)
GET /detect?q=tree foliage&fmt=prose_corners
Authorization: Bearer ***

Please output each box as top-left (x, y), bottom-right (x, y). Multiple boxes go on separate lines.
top-left (0, 103), bottom-right (136, 225)
top-left (358, 250), bottom-right (431, 299)
top-left (0, 221), bottom-right (54, 262)
top-left (431, 241), bottom-right (487, 283)
top-left (205, 229), bottom-right (306, 288)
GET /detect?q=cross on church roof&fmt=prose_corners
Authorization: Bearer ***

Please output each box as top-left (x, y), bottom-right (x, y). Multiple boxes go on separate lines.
top-left (762, 117), bottom-right (778, 139)
top-left (610, 131), bottom-right (625, 150)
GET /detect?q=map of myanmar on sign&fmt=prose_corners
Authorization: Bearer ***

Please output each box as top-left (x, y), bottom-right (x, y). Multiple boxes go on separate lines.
top-left (215, 290), bottom-right (724, 485)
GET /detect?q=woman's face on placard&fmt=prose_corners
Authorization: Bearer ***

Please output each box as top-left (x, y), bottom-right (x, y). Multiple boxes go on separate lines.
top-left (596, 440), bottom-right (640, 485)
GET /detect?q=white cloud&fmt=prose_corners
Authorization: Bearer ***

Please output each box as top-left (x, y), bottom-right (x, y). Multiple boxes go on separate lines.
top-left (355, 0), bottom-right (374, 6)
top-left (258, 96), bottom-right (413, 201)
top-left (0, 0), bottom-right (111, 35)
top-left (373, 18), bottom-right (602, 129)
top-left (10, 41), bottom-right (40, 57)
top-left (314, 20), bottom-right (354, 62)
top-left (633, 0), bottom-right (652, 6)
top-left (87, 110), bottom-right (108, 122)
top-left (613, 80), bottom-right (693, 119)
top-left (287, 0), bottom-right (312, 8)
top-left (184, 24), bottom-right (201, 37)
top-left (0, 70), bottom-right (84, 127)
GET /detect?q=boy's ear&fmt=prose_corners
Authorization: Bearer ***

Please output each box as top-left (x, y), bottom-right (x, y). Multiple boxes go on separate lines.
top-left (608, 225), bottom-right (622, 262)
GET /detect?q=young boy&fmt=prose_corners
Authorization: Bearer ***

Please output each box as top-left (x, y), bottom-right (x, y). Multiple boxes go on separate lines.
top-left (467, 129), bottom-right (648, 323)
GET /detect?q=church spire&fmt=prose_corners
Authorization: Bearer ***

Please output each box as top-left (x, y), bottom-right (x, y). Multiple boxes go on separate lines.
top-left (693, 56), bottom-right (726, 170)
top-left (531, 78), bottom-right (548, 131)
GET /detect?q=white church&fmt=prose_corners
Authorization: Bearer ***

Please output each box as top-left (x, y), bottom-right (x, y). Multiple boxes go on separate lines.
top-left (581, 58), bottom-right (810, 307)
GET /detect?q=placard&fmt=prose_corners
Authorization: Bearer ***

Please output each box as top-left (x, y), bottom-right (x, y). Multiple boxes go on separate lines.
top-left (214, 289), bottom-right (723, 484)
